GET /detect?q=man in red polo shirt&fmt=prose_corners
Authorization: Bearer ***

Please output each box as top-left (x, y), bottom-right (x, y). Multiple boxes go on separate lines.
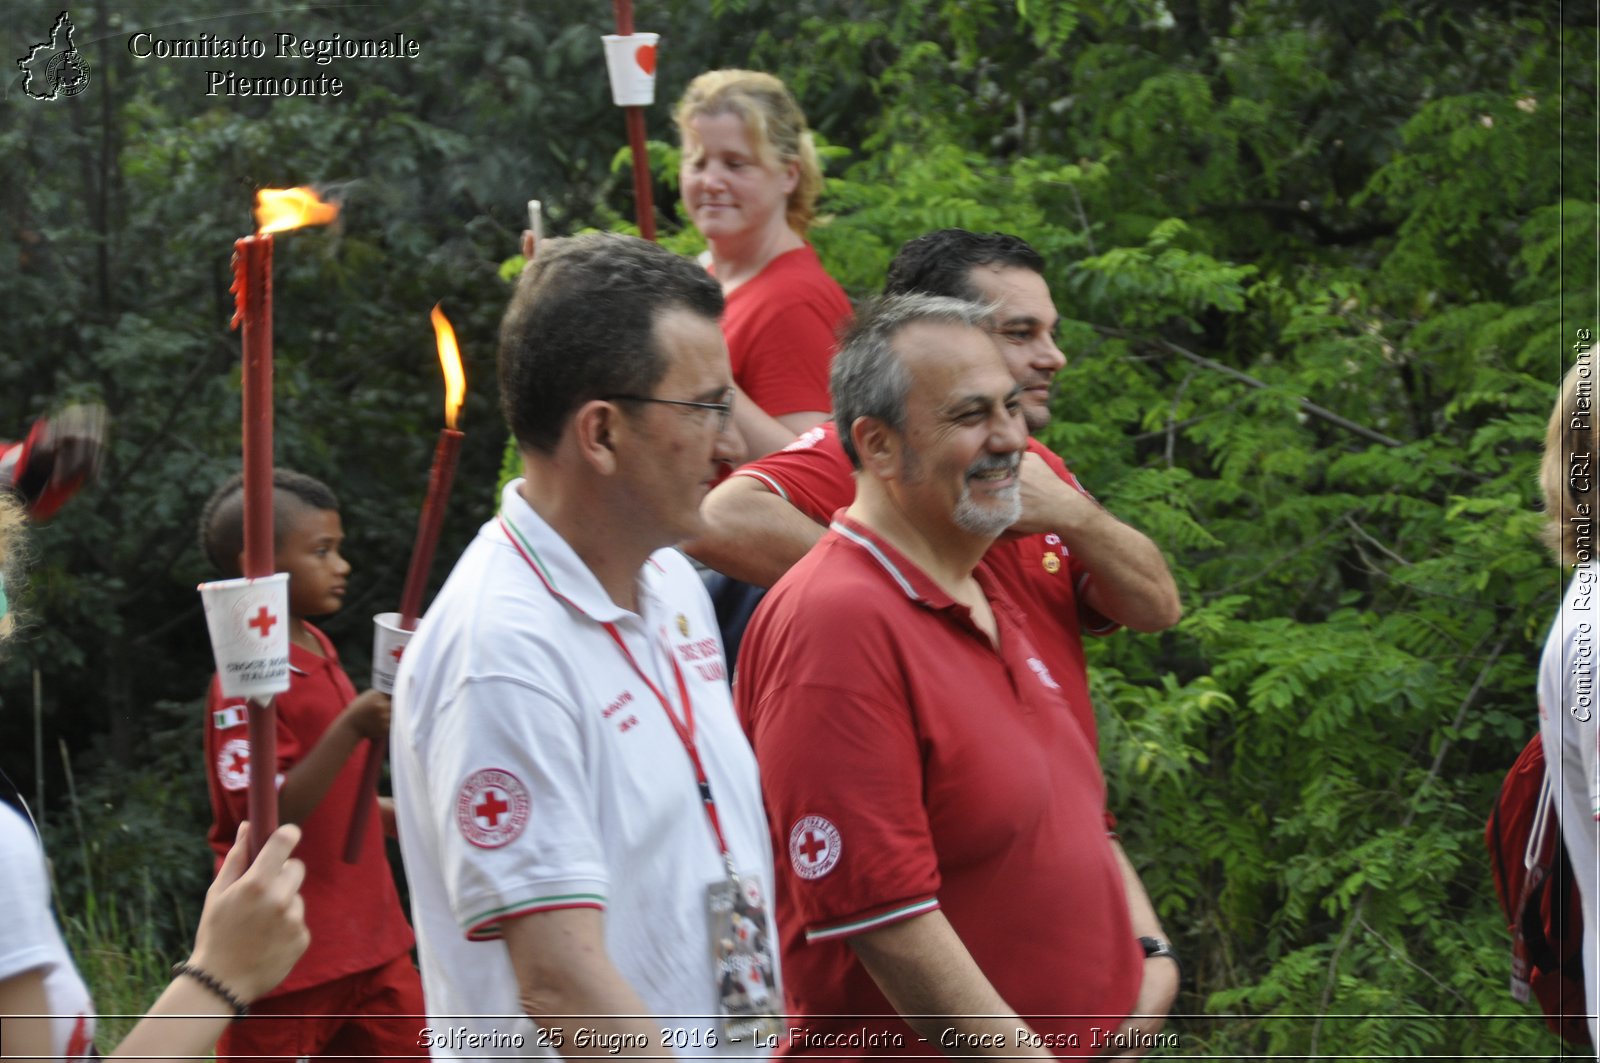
top-left (691, 232), bottom-right (1181, 1048)
top-left (735, 294), bottom-right (1168, 1054)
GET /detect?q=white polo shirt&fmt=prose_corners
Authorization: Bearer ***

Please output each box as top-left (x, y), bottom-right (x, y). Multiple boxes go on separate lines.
top-left (392, 480), bottom-right (776, 1057)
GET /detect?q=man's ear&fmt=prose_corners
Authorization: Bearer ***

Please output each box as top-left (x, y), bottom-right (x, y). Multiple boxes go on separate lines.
top-left (570, 399), bottom-right (624, 476)
top-left (852, 416), bottom-right (900, 481)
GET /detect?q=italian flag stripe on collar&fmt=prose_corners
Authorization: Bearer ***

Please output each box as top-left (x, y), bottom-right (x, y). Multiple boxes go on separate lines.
top-left (501, 514), bottom-right (559, 590)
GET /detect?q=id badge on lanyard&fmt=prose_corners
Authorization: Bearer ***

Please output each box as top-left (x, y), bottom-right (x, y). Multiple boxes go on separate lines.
top-left (706, 868), bottom-right (781, 1039)
top-left (605, 621), bottom-right (781, 1038)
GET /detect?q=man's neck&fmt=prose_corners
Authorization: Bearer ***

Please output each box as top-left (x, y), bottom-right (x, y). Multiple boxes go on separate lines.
top-left (842, 491), bottom-right (991, 599)
top-left (517, 474), bottom-right (650, 614)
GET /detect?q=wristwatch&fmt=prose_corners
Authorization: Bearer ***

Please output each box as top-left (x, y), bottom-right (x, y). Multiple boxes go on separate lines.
top-left (1139, 936), bottom-right (1181, 981)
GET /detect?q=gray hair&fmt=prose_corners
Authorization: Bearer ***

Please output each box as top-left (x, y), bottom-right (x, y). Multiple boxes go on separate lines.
top-left (831, 294), bottom-right (994, 469)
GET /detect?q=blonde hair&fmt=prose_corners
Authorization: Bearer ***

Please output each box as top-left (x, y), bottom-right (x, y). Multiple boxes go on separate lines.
top-left (674, 69), bottom-right (824, 235)
top-left (0, 494), bottom-right (27, 643)
top-left (1541, 357), bottom-right (1600, 565)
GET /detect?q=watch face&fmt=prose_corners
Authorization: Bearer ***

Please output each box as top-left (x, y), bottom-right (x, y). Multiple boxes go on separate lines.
top-left (1139, 936), bottom-right (1176, 959)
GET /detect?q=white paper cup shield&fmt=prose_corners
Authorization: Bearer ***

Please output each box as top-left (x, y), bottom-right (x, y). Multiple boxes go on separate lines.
top-left (371, 612), bottom-right (415, 695)
top-left (601, 32), bottom-right (659, 106)
top-left (198, 573), bottom-right (291, 699)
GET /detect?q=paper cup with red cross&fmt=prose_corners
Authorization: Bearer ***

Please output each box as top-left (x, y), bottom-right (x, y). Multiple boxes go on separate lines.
top-left (601, 32), bottom-right (658, 106)
top-left (371, 612), bottom-right (414, 695)
top-left (198, 573), bottom-right (291, 699)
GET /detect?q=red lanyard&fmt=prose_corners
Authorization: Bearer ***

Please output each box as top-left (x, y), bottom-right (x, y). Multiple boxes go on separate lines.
top-left (498, 517), bottom-right (734, 864)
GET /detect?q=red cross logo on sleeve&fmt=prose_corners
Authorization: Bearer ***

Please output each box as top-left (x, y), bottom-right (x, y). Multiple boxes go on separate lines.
top-left (247, 606), bottom-right (278, 638)
top-left (216, 737), bottom-right (251, 792)
top-left (797, 831), bottom-right (827, 863)
top-left (455, 769), bottom-right (531, 849)
top-left (788, 815), bottom-right (841, 879)
top-left (474, 790), bottom-right (509, 827)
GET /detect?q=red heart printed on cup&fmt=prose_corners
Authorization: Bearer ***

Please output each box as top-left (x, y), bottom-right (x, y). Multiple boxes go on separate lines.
top-left (635, 43), bottom-right (656, 75)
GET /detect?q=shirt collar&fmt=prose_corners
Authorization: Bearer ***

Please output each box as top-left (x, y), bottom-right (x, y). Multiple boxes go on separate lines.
top-left (496, 478), bottom-right (662, 624)
top-left (828, 513), bottom-right (1026, 630)
top-left (828, 514), bottom-right (956, 609)
top-left (287, 621), bottom-right (337, 676)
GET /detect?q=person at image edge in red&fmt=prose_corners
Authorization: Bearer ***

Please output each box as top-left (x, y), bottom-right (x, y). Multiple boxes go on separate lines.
top-left (198, 469), bottom-right (424, 1062)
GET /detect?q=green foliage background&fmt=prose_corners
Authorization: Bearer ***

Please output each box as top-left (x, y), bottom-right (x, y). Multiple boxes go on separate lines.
top-left (1, 0), bottom-right (1594, 1054)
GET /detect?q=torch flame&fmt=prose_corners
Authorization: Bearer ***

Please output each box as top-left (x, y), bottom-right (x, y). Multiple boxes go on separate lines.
top-left (255, 187), bottom-right (339, 235)
top-left (431, 304), bottom-right (467, 429)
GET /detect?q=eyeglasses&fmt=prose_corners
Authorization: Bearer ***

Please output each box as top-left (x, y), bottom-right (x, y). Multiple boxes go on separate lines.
top-left (604, 387), bottom-right (736, 434)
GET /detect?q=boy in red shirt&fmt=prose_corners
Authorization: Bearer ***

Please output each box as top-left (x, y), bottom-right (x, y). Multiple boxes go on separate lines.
top-left (198, 469), bottom-right (423, 1061)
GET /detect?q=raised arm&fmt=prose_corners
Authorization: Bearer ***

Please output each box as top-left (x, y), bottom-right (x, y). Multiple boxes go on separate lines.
top-left (1012, 452), bottom-right (1181, 632)
top-left (110, 823), bottom-right (309, 1061)
top-left (684, 473), bottom-right (825, 588)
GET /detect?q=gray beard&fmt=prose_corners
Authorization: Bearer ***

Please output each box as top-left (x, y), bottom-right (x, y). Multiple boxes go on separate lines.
top-left (954, 481), bottom-right (1021, 537)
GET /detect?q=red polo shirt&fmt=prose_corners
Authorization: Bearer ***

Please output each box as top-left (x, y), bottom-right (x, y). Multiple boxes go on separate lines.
top-left (735, 515), bottom-right (1141, 1054)
top-left (721, 245), bottom-right (851, 417)
top-left (733, 421), bottom-right (1115, 748)
top-left (204, 623), bottom-right (414, 996)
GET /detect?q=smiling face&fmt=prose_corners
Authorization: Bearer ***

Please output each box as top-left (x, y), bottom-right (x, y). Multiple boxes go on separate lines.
top-left (889, 321), bottom-right (1028, 542)
top-left (276, 505), bottom-right (350, 619)
top-left (612, 308), bottom-right (739, 547)
top-left (679, 112), bottom-right (799, 246)
top-left (967, 265), bottom-right (1066, 433)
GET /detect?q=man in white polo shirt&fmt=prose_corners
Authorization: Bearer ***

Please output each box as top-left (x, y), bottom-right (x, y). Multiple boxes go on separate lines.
top-left (391, 233), bottom-right (778, 1057)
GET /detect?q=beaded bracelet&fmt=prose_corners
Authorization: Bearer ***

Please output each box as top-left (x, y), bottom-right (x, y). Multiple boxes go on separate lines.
top-left (171, 962), bottom-right (249, 1020)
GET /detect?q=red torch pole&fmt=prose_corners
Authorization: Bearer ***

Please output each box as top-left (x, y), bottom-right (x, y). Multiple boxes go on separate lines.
top-left (341, 430), bottom-right (462, 863)
top-left (233, 232), bottom-right (279, 861)
top-left (397, 431), bottom-right (465, 629)
top-left (343, 306), bottom-right (466, 862)
top-left (614, 0), bottom-right (656, 241)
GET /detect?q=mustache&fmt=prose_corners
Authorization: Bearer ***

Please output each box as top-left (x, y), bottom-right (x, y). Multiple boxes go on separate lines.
top-left (965, 453), bottom-right (1021, 479)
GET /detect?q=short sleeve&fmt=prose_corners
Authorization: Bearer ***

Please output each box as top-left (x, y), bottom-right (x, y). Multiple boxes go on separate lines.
top-left (204, 679), bottom-right (302, 838)
top-left (747, 681), bottom-right (940, 942)
top-left (419, 676), bottom-right (609, 941)
top-left (734, 427), bottom-right (855, 524)
top-left (1028, 443), bottom-right (1121, 637)
top-left (0, 811), bottom-right (57, 982)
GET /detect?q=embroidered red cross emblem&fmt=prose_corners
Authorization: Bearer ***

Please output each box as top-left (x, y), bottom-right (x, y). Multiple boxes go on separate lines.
top-left (475, 790), bottom-right (509, 827)
top-left (797, 830), bottom-right (827, 864)
top-left (247, 606), bottom-right (278, 638)
top-left (230, 750), bottom-right (249, 773)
